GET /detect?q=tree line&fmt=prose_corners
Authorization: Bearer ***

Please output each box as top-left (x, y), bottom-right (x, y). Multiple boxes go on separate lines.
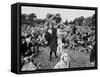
top-left (21, 13), bottom-right (95, 28)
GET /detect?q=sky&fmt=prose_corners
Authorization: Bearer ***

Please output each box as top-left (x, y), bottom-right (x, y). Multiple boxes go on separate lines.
top-left (21, 6), bottom-right (95, 22)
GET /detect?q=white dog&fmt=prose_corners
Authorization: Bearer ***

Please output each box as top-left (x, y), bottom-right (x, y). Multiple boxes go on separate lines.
top-left (54, 53), bottom-right (70, 69)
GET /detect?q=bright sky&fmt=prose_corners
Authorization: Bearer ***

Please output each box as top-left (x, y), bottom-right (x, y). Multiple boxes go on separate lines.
top-left (21, 6), bottom-right (95, 22)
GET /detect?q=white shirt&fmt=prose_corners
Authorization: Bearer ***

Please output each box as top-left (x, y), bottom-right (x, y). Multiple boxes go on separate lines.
top-left (48, 29), bottom-right (52, 34)
top-left (22, 62), bottom-right (37, 71)
top-left (57, 29), bottom-right (61, 35)
top-left (54, 60), bottom-right (69, 69)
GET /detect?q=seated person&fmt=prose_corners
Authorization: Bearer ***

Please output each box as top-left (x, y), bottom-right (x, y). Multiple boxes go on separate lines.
top-left (53, 53), bottom-right (70, 69)
top-left (21, 56), bottom-right (41, 71)
top-left (21, 36), bottom-right (27, 57)
top-left (26, 35), bottom-right (31, 46)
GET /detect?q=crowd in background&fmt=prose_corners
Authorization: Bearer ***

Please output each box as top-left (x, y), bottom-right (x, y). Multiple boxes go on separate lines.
top-left (20, 13), bottom-right (96, 71)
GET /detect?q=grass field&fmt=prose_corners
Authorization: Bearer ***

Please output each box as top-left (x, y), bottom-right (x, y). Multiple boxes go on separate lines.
top-left (33, 46), bottom-right (94, 69)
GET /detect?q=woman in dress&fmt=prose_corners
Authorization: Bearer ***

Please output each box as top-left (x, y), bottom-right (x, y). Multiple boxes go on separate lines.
top-left (57, 24), bottom-right (63, 55)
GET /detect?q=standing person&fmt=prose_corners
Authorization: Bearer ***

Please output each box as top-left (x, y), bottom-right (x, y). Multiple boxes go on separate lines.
top-left (45, 22), bottom-right (58, 61)
top-left (21, 36), bottom-right (27, 57)
top-left (57, 24), bottom-right (63, 55)
top-left (90, 43), bottom-right (96, 65)
top-left (50, 24), bottom-right (58, 60)
top-left (26, 35), bottom-right (31, 47)
top-left (45, 22), bottom-right (52, 46)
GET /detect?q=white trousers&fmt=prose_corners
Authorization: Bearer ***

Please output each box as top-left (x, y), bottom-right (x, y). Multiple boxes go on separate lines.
top-left (57, 38), bottom-right (63, 55)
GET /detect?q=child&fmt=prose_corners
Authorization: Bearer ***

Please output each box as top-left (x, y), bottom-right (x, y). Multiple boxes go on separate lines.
top-left (53, 53), bottom-right (70, 69)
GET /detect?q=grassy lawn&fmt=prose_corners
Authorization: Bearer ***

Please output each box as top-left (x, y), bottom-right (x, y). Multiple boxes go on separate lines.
top-left (33, 46), bottom-right (94, 69)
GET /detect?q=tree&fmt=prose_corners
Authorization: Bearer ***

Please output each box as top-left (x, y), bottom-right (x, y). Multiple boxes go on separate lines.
top-left (64, 19), bottom-right (68, 25)
top-left (45, 13), bottom-right (62, 26)
top-left (21, 14), bottom-right (29, 25)
top-left (73, 16), bottom-right (84, 26)
top-left (21, 14), bottom-right (28, 20)
top-left (83, 17), bottom-right (92, 26)
top-left (55, 13), bottom-right (62, 24)
top-left (69, 21), bottom-right (73, 25)
top-left (92, 14), bottom-right (95, 26)
top-left (28, 13), bottom-right (37, 22)
top-left (46, 13), bottom-right (53, 19)
top-left (35, 19), bottom-right (45, 25)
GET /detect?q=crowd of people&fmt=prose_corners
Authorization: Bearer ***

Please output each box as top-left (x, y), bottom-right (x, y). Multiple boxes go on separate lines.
top-left (20, 13), bottom-right (96, 71)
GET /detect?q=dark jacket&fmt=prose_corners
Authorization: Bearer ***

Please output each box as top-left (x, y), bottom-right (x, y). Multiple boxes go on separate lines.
top-left (21, 41), bottom-right (27, 56)
top-left (45, 28), bottom-right (58, 47)
top-left (51, 27), bottom-right (57, 43)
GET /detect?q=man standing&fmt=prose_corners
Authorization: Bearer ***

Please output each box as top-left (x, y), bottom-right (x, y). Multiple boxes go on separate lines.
top-left (49, 25), bottom-right (58, 60)
top-left (45, 23), bottom-right (58, 61)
